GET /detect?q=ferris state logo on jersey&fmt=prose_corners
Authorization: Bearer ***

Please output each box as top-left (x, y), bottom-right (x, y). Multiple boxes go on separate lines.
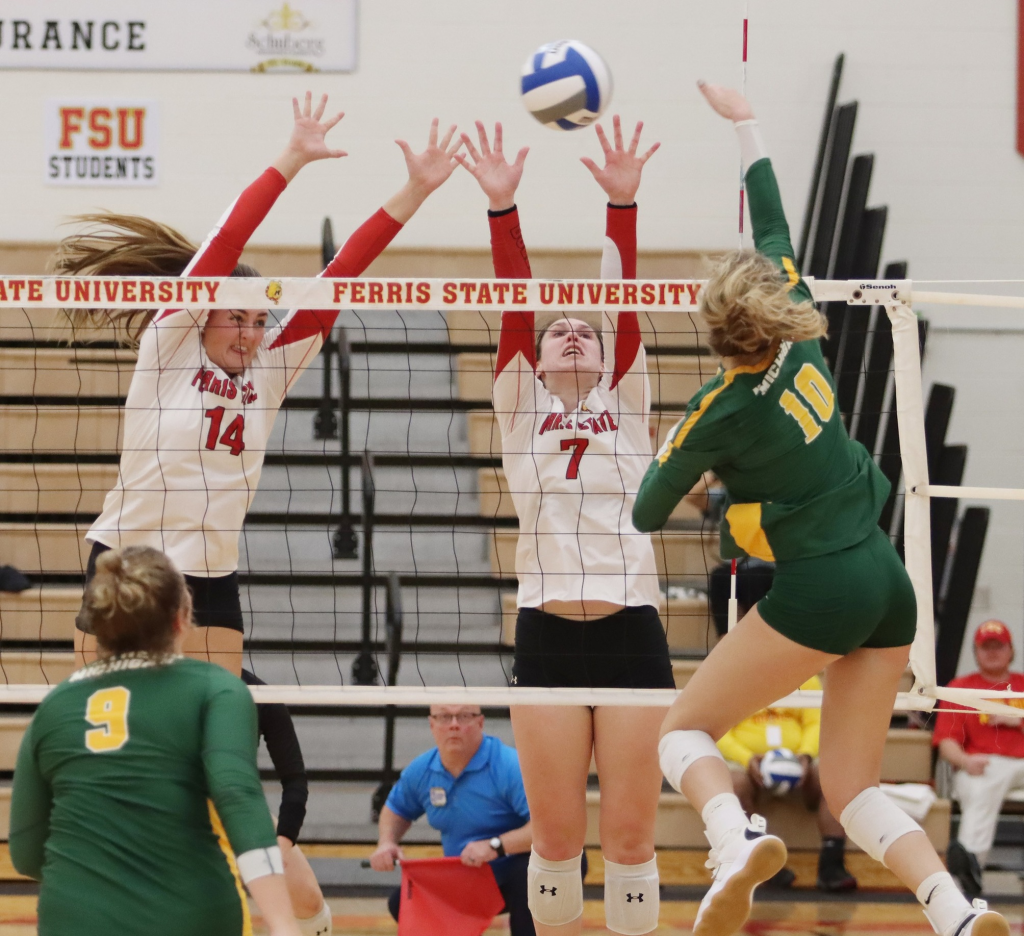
top-left (538, 403), bottom-right (619, 436)
top-left (44, 99), bottom-right (159, 187)
top-left (192, 367), bottom-right (257, 406)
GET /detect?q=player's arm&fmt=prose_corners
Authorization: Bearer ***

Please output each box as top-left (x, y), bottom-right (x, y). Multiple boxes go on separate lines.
top-left (147, 93), bottom-right (346, 369)
top-left (9, 721), bottom-right (51, 880)
top-left (632, 390), bottom-right (733, 532)
top-left (243, 670), bottom-right (308, 843)
top-left (458, 121), bottom-right (538, 428)
top-left (698, 82), bottom-right (812, 305)
top-left (583, 117), bottom-right (658, 410)
top-left (201, 675), bottom-right (288, 891)
top-left (265, 119), bottom-right (463, 395)
top-left (369, 805), bottom-right (415, 871)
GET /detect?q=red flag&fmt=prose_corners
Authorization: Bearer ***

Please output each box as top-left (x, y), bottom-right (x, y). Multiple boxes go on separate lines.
top-left (397, 856), bottom-right (506, 936)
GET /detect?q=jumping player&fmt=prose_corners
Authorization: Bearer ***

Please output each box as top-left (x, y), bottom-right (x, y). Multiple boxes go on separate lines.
top-left (63, 95), bottom-right (463, 674)
top-left (637, 83), bottom-right (1008, 936)
top-left (11, 546), bottom-right (298, 936)
top-left (458, 117), bottom-right (667, 936)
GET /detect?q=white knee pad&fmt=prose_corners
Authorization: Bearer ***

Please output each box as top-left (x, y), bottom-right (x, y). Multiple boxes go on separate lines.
top-left (658, 730), bottom-right (724, 793)
top-left (527, 849), bottom-right (584, 927)
top-left (840, 787), bottom-right (923, 866)
top-left (296, 900), bottom-right (331, 936)
top-left (603, 856), bottom-right (659, 936)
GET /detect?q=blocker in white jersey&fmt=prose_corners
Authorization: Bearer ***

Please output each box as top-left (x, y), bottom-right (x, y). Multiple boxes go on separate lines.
top-left (490, 205), bottom-right (660, 612)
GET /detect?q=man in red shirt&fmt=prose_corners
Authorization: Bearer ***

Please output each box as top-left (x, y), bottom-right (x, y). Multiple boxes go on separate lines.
top-left (934, 619), bottom-right (1024, 897)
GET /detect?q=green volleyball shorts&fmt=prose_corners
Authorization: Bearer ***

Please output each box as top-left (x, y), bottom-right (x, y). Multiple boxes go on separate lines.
top-left (757, 527), bottom-right (917, 655)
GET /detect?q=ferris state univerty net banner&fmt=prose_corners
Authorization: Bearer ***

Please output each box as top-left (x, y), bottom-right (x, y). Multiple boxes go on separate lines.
top-left (0, 1), bottom-right (358, 72)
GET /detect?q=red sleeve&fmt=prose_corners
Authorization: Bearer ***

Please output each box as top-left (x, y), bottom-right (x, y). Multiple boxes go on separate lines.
top-left (605, 203), bottom-right (637, 278)
top-left (606, 205), bottom-right (642, 390)
top-left (490, 207), bottom-right (535, 376)
top-left (270, 208), bottom-right (404, 348)
top-left (155, 168), bottom-right (287, 322)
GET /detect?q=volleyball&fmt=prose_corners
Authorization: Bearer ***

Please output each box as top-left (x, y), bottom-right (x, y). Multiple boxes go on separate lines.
top-left (520, 40), bottom-right (613, 130)
top-left (760, 748), bottom-right (805, 796)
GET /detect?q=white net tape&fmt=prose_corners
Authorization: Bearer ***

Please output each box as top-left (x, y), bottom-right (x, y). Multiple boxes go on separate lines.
top-left (4, 275), bottom-right (1023, 715)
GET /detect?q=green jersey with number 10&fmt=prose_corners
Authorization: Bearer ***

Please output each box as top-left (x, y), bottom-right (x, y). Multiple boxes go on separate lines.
top-left (632, 157), bottom-right (890, 562)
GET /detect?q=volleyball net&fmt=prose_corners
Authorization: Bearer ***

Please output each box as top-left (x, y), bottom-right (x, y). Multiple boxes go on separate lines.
top-left (0, 274), bottom-right (1021, 717)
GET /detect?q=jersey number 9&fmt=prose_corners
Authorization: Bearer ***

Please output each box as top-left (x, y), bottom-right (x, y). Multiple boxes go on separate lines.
top-left (85, 686), bottom-right (131, 753)
top-left (778, 363), bottom-right (835, 444)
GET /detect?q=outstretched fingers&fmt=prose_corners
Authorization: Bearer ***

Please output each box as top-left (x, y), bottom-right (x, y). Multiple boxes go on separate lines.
top-left (639, 141), bottom-right (660, 164)
top-left (512, 145), bottom-right (529, 171)
top-left (301, 90), bottom-right (313, 119)
top-left (438, 121), bottom-right (457, 152)
top-left (594, 123), bottom-right (613, 157)
top-left (427, 117), bottom-right (439, 148)
top-left (460, 131), bottom-right (483, 165)
top-left (580, 155), bottom-right (602, 179)
top-left (322, 110), bottom-right (345, 133)
top-left (628, 120), bottom-right (644, 155)
top-left (612, 113), bottom-right (624, 151)
top-left (312, 93), bottom-right (328, 122)
top-left (493, 122), bottom-right (504, 155)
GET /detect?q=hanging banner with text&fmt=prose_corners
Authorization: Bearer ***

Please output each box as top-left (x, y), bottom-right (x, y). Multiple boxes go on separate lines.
top-left (0, 277), bottom-right (707, 311)
top-left (0, 1), bottom-right (358, 72)
top-left (45, 99), bottom-right (159, 187)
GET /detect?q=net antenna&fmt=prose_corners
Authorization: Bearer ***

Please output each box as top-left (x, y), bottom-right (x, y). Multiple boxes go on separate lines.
top-left (3, 273), bottom-right (1024, 718)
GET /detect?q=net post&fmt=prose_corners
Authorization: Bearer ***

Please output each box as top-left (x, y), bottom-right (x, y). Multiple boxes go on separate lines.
top-left (884, 298), bottom-right (938, 696)
top-left (371, 572), bottom-right (404, 821)
top-left (352, 452), bottom-right (379, 686)
top-left (332, 326), bottom-right (358, 560)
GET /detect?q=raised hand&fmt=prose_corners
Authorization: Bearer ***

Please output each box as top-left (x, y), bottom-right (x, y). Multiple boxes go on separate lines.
top-left (383, 118), bottom-right (462, 224)
top-left (697, 81), bottom-right (755, 123)
top-left (580, 115), bottom-right (659, 206)
top-left (273, 91), bottom-right (346, 182)
top-left (396, 118), bottom-right (463, 199)
top-left (456, 121), bottom-right (529, 212)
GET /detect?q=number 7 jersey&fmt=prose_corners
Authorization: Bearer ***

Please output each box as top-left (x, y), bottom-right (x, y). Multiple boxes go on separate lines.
top-left (490, 205), bottom-right (661, 610)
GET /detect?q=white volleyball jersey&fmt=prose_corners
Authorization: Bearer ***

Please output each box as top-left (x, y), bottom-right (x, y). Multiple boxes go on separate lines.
top-left (88, 169), bottom-right (402, 576)
top-left (489, 205), bottom-right (660, 609)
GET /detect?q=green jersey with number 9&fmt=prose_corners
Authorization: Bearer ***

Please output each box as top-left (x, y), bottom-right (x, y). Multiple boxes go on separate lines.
top-left (9, 654), bottom-right (277, 936)
top-left (632, 157), bottom-right (890, 561)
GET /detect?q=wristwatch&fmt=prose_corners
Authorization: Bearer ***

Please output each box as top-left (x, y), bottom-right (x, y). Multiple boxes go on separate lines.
top-left (489, 836), bottom-right (506, 857)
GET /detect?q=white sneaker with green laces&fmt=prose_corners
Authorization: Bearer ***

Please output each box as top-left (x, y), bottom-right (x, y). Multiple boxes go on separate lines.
top-left (694, 815), bottom-right (787, 936)
top-left (946, 899), bottom-right (1010, 936)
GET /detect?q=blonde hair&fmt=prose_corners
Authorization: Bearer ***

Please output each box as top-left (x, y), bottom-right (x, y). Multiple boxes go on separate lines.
top-left (80, 546), bottom-right (189, 657)
top-left (699, 251), bottom-right (827, 357)
top-left (53, 214), bottom-right (260, 348)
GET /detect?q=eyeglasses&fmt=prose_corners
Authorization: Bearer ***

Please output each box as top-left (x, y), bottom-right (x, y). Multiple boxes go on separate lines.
top-left (429, 713), bottom-right (482, 725)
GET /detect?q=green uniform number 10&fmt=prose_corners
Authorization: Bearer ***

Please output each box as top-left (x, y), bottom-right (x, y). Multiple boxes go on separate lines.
top-left (779, 363), bottom-right (835, 444)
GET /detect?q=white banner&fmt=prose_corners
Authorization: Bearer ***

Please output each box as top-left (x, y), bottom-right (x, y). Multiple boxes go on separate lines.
top-left (45, 99), bottom-right (158, 186)
top-left (0, 1), bottom-right (358, 72)
top-left (0, 276), bottom-right (705, 311)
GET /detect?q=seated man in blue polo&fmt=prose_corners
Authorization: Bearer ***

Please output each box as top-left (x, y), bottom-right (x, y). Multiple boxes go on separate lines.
top-left (370, 704), bottom-right (584, 936)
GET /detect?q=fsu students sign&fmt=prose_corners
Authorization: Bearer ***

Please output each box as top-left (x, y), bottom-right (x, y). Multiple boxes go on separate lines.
top-left (0, 1), bottom-right (358, 72)
top-left (45, 99), bottom-right (159, 187)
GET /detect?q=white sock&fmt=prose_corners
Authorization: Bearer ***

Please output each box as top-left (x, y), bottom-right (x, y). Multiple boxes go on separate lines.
top-left (701, 792), bottom-right (748, 852)
top-left (916, 872), bottom-right (971, 936)
top-left (297, 900), bottom-right (332, 936)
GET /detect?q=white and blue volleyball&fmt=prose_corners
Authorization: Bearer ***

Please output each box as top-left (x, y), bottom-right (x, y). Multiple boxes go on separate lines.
top-left (760, 748), bottom-right (805, 796)
top-left (521, 40), bottom-right (612, 131)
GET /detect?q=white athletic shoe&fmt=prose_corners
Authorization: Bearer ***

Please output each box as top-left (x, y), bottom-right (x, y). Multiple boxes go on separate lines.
top-left (693, 815), bottom-right (787, 936)
top-left (947, 900), bottom-right (1010, 936)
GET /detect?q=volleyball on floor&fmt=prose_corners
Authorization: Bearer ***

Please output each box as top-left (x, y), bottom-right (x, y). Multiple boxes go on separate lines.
top-left (760, 748), bottom-right (804, 796)
top-left (520, 40), bottom-right (612, 130)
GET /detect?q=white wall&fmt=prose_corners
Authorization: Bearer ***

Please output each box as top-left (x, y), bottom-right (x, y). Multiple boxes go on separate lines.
top-left (1, 0), bottom-right (1023, 672)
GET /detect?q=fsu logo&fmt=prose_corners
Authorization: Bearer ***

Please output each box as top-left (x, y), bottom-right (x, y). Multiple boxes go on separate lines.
top-left (265, 280), bottom-right (283, 304)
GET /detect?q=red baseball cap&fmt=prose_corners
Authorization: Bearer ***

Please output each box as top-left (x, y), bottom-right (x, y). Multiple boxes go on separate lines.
top-left (974, 620), bottom-right (1013, 646)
